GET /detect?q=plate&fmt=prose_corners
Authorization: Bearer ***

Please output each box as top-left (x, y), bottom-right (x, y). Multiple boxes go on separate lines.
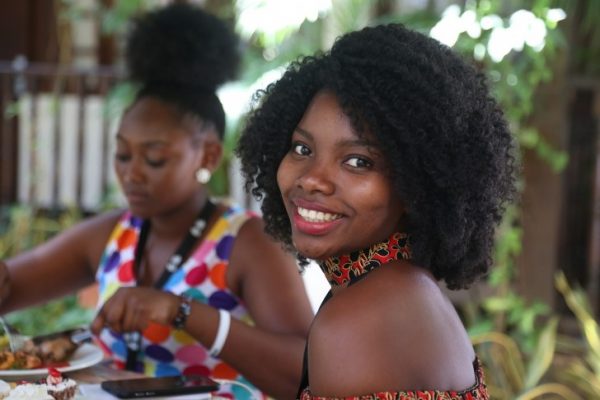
top-left (0, 343), bottom-right (104, 380)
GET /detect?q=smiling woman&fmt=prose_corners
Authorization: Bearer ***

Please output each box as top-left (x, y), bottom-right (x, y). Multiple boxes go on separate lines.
top-left (237, 23), bottom-right (516, 399)
top-left (0, 3), bottom-right (313, 400)
top-left (277, 92), bottom-right (405, 259)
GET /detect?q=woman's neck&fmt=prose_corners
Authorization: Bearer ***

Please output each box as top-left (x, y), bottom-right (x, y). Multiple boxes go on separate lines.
top-left (149, 190), bottom-right (209, 239)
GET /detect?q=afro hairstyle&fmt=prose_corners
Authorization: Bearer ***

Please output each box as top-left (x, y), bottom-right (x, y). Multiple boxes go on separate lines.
top-left (125, 2), bottom-right (240, 138)
top-left (236, 23), bottom-right (517, 290)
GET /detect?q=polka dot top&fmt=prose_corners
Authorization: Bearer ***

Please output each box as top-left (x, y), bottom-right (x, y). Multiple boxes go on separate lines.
top-left (95, 205), bottom-right (265, 399)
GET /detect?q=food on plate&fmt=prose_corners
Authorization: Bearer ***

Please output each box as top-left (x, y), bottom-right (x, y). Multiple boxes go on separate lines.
top-left (0, 334), bottom-right (79, 370)
top-left (0, 351), bottom-right (41, 370)
top-left (34, 338), bottom-right (77, 364)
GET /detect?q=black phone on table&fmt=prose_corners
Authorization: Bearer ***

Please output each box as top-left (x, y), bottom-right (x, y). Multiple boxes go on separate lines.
top-left (100, 374), bottom-right (220, 398)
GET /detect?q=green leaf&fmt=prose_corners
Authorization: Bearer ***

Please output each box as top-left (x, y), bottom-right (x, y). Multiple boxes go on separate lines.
top-left (3, 101), bottom-right (21, 119)
top-left (524, 317), bottom-right (558, 389)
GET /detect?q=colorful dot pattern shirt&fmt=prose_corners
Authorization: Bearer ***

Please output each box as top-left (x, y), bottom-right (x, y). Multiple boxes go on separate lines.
top-left (95, 205), bottom-right (265, 399)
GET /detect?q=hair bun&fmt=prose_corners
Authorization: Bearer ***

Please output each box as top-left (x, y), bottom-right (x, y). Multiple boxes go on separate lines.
top-left (126, 3), bottom-right (240, 91)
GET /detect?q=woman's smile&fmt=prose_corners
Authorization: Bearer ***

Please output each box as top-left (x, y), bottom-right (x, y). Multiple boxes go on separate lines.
top-left (292, 204), bottom-right (345, 236)
top-left (297, 206), bottom-right (342, 223)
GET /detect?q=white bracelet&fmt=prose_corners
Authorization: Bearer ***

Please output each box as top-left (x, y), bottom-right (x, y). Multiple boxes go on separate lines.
top-left (209, 309), bottom-right (231, 357)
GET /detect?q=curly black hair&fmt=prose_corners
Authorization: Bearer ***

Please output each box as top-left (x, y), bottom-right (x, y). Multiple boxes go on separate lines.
top-left (236, 24), bottom-right (517, 290)
top-left (125, 2), bottom-right (240, 138)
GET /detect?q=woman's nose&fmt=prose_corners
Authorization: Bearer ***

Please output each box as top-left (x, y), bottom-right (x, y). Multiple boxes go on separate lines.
top-left (295, 161), bottom-right (335, 195)
top-left (120, 158), bottom-right (145, 184)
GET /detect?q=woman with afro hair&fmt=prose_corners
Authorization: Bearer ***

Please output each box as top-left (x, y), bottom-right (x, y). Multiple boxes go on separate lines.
top-left (237, 23), bottom-right (516, 399)
top-left (0, 3), bottom-right (313, 399)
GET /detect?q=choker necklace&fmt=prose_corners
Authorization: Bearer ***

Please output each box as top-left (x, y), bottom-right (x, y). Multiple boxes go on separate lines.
top-left (318, 232), bottom-right (411, 286)
top-left (124, 199), bottom-right (216, 371)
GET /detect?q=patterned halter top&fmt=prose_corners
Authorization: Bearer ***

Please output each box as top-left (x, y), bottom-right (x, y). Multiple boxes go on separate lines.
top-left (95, 205), bottom-right (265, 400)
top-left (298, 232), bottom-right (489, 400)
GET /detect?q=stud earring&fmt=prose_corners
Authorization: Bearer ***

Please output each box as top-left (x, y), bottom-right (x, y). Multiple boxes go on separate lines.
top-left (196, 168), bottom-right (211, 184)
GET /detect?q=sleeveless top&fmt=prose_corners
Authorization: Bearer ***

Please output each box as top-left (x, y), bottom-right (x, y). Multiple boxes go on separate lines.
top-left (95, 205), bottom-right (265, 400)
top-left (298, 232), bottom-right (489, 400)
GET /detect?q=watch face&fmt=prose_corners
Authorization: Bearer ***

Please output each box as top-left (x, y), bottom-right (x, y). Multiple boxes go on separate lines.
top-left (173, 296), bottom-right (193, 329)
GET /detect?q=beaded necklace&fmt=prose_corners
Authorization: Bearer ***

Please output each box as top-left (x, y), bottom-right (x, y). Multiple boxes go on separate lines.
top-left (124, 200), bottom-right (216, 371)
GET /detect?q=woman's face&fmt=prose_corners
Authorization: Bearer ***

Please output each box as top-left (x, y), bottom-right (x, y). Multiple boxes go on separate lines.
top-left (277, 90), bottom-right (405, 260)
top-left (114, 97), bottom-right (205, 218)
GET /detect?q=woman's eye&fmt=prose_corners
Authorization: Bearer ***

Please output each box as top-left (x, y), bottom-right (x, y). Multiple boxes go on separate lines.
top-left (115, 153), bottom-right (130, 162)
top-left (292, 143), bottom-right (311, 156)
top-left (344, 156), bottom-right (373, 169)
top-left (146, 158), bottom-right (166, 168)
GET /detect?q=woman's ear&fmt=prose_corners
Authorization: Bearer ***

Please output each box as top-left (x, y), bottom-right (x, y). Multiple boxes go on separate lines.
top-left (198, 131), bottom-right (223, 172)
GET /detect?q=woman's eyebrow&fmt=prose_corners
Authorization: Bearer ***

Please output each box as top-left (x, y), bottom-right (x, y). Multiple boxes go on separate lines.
top-left (295, 126), bottom-right (381, 157)
top-left (337, 138), bottom-right (376, 147)
top-left (294, 127), bottom-right (313, 139)
top-left (115, 134), bottom-right (168, 148)
top-left (295, 127), bottom-right (375, 147)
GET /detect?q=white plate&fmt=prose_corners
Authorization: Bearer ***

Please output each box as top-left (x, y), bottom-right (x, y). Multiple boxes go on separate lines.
top-left (0, 343), bottom-right (104, 380)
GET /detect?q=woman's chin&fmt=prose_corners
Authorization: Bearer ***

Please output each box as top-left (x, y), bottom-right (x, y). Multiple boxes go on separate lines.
top-left (295, 246), bottom-right (333, 262)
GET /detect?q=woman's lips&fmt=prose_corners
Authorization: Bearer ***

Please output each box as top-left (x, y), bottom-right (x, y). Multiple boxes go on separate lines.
top-left (125, 191), bottom-right (149, 204)
top-left (292, 198), bottom-right (340, 214)
top-left (292, 205), bottom-right (344, 236)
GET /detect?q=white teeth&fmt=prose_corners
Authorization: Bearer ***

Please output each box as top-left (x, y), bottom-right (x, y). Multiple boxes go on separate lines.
top-left (297, 207), bottom-right (341, 223)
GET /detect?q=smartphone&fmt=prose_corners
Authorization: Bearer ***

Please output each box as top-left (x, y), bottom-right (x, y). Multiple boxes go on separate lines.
top-left (100, 375), bottom-right (220, 398)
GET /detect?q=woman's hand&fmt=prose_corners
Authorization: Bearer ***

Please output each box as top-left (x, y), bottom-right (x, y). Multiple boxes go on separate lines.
top-left (91, 287), bottom-right (180, 334)
top-left (0, 262), bottom-right (11, 307)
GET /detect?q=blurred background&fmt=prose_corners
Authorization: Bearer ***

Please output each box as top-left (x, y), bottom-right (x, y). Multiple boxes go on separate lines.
top-left (0, 0), bottom-right (599, 398)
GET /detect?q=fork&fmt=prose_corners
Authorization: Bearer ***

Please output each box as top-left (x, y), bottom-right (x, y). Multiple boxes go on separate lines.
top-left (0, 316), bottom-right (27, 352)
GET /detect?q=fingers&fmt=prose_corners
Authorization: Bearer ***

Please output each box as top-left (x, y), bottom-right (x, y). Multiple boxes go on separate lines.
top-left (92, 287), bottom-right (176, 334)
top-left (92, 298), bottom-right (125, 334)
top-left (122, 297), bottom-right (147, 332)
top-left (90, 312), bottom-right (104, 335)
top-left (91, 288), bottom-right (128, 334)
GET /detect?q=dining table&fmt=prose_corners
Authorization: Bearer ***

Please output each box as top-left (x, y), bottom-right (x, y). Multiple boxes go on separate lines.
top-left (0, 343), bottom-right (219, 399)
top-left (67, 360), bottom-right (214, 399)
top-left (69, 359), bottom-right (143, 384)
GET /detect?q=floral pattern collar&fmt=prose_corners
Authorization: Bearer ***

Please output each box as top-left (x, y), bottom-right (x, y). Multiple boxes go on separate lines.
top-left (318, 232), bottom-right (411, 286)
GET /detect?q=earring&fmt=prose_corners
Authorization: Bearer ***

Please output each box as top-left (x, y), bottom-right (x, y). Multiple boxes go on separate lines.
top-left (196, 168), bottom-right (211, 184)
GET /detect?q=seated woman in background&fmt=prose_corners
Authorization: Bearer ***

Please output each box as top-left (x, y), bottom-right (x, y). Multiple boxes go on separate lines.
top-left (237, 23), bottom-right (516, 399)
top-left (0, 3), bottom-right (313, 399)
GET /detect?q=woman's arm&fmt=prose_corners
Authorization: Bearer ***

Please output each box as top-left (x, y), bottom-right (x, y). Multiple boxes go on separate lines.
top-left (0, 210), bottom-right (122, 314)
top-left (217, 216), bottom-right (314, 399)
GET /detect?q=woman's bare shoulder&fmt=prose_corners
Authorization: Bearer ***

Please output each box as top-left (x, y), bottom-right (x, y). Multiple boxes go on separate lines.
top-left (59, 209), bottom-right (127, 267)
top-left (65, 209), bottom-right (125, 243)
top-left (308, 261), bottom-right (476, 394)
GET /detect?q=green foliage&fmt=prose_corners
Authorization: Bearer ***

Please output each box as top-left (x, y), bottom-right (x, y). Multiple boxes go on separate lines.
top-left (3, 297), bottom-right (94, 337)
top-left (555, 271), bottom-right (600, 398)
top-left (421, 1), bottom-right (581, 396)
top-left (0, 206), bottom-right (93, 335)
top-left (556, 0), bottom-right (600, 77)
top-left (104, 81), bottom-right (139, 122)
top-left (3, 100), bottom-right (21, 120)
top-left (519, 127), bottom-right (568, 172)
top-left (0, 206), bottom-right (81, 258)
top-left (437, 0), bottom-right (568, 170)
top-left (472, 318), bottom-right (580, 399)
